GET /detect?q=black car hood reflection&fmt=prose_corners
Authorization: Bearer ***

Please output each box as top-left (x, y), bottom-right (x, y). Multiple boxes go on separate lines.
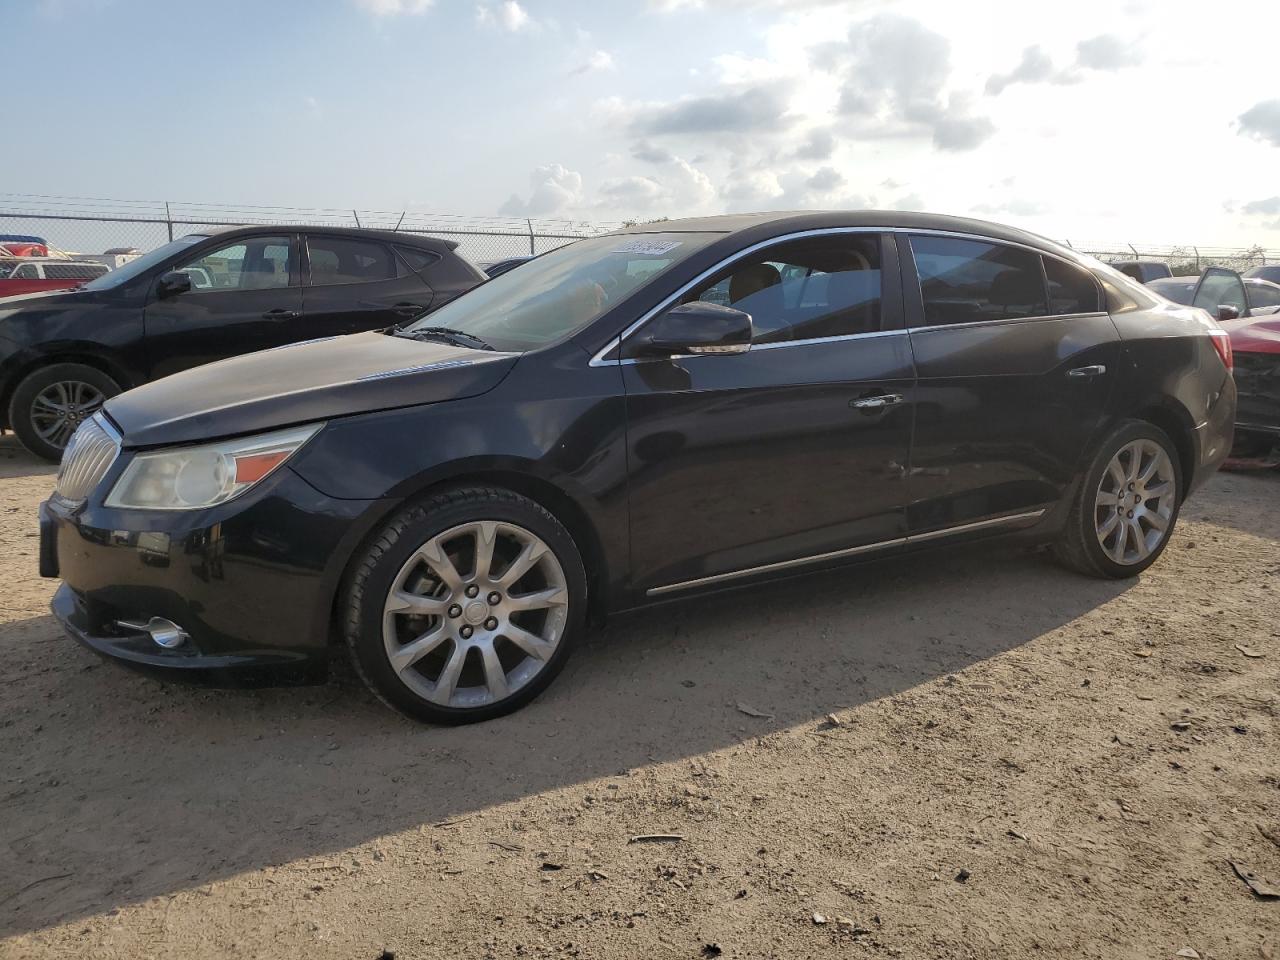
top-left (105, 330), bottom-right (518, 447)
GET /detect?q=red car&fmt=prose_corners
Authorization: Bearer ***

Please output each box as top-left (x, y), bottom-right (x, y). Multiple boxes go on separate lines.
top-left (1225, 311), bottom-right (1280, 464)
top-left (0, 258), bottom-right (110, 297)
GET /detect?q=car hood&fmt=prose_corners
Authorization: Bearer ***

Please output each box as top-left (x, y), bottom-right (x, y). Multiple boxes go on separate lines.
top-left (1225, 315), bottom-right (1280, 355)
top-left (105, 331), bottom-right (519, 448)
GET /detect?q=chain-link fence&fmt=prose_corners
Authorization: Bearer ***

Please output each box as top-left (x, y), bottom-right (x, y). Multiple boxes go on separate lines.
top-left (0, 195), bottom-right (624, 265)
top-left (3, 194), bottom-right (1277, 274)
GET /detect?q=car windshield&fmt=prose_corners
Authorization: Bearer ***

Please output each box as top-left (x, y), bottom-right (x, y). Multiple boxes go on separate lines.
top-left (400, 232), bottom-right (722, 350)
top-left (79, 234), bottom-right (209, 291)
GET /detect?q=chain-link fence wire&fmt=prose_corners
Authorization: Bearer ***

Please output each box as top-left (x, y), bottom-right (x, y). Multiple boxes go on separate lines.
top-left (0, 195), bottom-right (624, 267)
top-left (3, 196), bottom-right (1276, 274)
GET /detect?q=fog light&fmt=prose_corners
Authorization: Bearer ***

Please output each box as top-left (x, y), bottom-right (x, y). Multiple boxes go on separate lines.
top-left (117, 616), bottom-right (190, 649)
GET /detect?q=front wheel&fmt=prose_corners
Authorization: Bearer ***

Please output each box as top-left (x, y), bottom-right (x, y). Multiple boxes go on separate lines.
top-left (9, 363), bottom-right (121, 462)
top-left (344, 487), bottom-right (587, 724)
top-left (1054, 419), bottom-right (1183, 578)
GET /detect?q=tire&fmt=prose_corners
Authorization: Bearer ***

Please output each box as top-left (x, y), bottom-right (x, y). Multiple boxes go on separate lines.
top-left (9, 363), bottom-right (121, 462)
top-left (1054, 419), bottom-right (1183, 579)
top-left (344, 486), bottom-right (587, 724)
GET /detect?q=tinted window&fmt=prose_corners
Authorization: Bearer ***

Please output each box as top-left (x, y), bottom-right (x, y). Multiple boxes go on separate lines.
top-left (180, 236), bottom-right (292, 291)
top-left (1244, 265), bottom-right (1280, 283)
top-left (1192, 270), bottom-right (1247, 314)
top-left (14, 263), bottom-right (38, 279)
top-left (395, 245), bottom-right (439, 274)
top-left (1044, 257), bottom-right (1100, 314)
top-left (910, 236), bottom-right (1047, 325)
top-left (685, 235), bottom-right (883, 344)
top-left (45, 263), bottom-right (107, 280)
top-left (1248, 282), bottom-right (1280, 309)
top-left (308, 237), bottom-right (394, 285)
top-left (1147, 278), bottom-right (1196, 304)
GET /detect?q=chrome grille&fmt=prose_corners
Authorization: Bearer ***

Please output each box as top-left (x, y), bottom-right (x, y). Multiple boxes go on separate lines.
top-left (54, 414), bottom-right (121, 502)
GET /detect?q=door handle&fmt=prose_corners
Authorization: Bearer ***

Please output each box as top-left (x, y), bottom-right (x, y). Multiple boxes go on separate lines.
top-left (1067, 364), bottom-right (1107, 378)
top-left (261, 308), bottom-right (300, 320)
top-left (393, 302), bottom-right (424, 316)
top-left (850, 393), bottom-right (905, 411)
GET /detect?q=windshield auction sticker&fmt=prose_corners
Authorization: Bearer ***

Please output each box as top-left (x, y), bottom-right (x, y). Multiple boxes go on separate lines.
top-left (611, 239), bottom-right (682, 256)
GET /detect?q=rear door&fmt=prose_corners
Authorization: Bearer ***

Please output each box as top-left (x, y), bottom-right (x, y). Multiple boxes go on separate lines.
top-left (300, 234), bottom-right (435, 333)
top-left (143, 233), bottom-right (302, 379)
top-left (621, 231), bottom-right (916, 596)
top-left (901, 233), bottom-right (1119, 533)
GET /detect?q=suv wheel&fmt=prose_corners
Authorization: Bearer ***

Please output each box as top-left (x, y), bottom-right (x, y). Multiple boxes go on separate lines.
top-left (344, 486), bottom-right (587, 724)
top-left (1055, 419), bottom-right (1183, 578)
top-left (9, 363), bottom-right (121, 462)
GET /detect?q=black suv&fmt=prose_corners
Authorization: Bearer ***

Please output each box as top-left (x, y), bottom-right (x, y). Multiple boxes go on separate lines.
top-left (0, 226), bottom-right (484, 459)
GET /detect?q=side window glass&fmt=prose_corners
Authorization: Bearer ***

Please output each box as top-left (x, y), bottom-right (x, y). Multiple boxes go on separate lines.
top-left (1248, 283), bottom-right (1280, 309)
top-left (1044, 257), bottom-right (1101, 314)
top-left (15, 264), bottom-right (40, 279)
top-left (1193, 269), bottom-right (1247, 314)
top-left (179, 237), bottom-right (292, 291)
top-left (685, 236), bottom-right (883, 344)
top-left (910, 236), bottom-right (1048, 326)
top-left (394, 245), bottom-right (438, 274)
top-left (308, 237), bottom-right (395, 285)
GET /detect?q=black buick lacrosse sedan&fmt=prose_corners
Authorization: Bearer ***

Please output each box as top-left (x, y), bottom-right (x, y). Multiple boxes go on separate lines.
top-left (40, 212), bottom-right (1236, 723)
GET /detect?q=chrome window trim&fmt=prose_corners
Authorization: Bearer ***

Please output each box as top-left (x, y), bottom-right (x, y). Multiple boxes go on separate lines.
top-left (908, 311), bottom-right (1110, 335)
top-left (645, 509), bottom-right (1045, 596)
top-left (590, 225), bottom-right (1105, 367)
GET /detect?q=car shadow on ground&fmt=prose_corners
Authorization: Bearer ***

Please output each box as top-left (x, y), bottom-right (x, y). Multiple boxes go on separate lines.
top-left (0, 435), bottom-right (56, 480)
top-left (1, 542), bottom-right (1131, 937)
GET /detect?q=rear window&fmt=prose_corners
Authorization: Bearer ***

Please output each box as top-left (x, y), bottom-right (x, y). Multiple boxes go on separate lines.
top-left (394, 246), bottom-right (439, 274)
top-left (1044, 257), bottom-right (1101, 314)
top-left (44, 263), bottom-right (109, 280)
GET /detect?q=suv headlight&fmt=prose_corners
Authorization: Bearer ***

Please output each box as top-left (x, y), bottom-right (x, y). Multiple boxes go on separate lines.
top-left (105, 423), bottom-right (323, 510)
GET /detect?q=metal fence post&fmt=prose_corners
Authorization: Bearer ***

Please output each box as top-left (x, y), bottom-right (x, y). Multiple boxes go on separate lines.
top-left (527, 220), bottom-right (535, 255)
top-left (1193, 246), bottom-right (1200, 272)
top-left (165, 202), bottom-right (173, 242)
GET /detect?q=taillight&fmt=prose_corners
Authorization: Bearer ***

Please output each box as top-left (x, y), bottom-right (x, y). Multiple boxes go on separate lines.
top-left (1208, 329), bottom-right (1233, 374)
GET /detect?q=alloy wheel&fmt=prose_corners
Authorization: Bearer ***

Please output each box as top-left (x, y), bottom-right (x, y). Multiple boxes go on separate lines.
top-left (1094, 438), bottom-right (1176, 565)
top-left (30, 380), bottom-right (106, 449)
top-left (382, 520), bottom-right (569, 708)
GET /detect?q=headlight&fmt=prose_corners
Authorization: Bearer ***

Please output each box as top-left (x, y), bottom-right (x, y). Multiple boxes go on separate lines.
top-left (104, 423), bottom-right (323, 510)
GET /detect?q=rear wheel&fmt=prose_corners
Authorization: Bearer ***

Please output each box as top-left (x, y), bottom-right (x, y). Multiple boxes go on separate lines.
top-left (9, 363), bottom-right (120, 462)
top-left (344, 486), bottom-right (587, 724)
top-left (1054, 420), bottom-right (1183, 578)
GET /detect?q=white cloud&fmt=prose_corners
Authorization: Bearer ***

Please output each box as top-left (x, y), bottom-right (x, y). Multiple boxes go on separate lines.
top-left (1075, 33), bottom-right (1136, 70)
top-left (986, 46), bottom-right (1078, 95)
top-left (629, 85), bottom-right (794, 136)
top-left (353, 0), bottom-right (432, 15)
top-left (1239, 100), bottom-right (1280, 148)
top-left (498, 163), bottom-right (584, 217)
top-left (570, 49), bottom-right (615, 75)
top-left (477, 0), bottom-right (530, 31)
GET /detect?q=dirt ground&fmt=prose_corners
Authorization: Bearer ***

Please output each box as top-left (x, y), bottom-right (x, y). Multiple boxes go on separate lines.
top-left (1, 435), bottom-right (1277, 960)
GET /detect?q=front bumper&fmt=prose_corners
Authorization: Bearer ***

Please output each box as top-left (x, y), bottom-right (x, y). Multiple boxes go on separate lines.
top-left (42, 467), bottom-right (383, 672)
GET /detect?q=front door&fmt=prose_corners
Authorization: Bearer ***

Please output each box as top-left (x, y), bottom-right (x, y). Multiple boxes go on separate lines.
top-left (621, 232), bottom-right (916, 596)
top-left (901, 233), bottom-right (1120, 532)
top-left (143, 234), bottom-right (303, 379)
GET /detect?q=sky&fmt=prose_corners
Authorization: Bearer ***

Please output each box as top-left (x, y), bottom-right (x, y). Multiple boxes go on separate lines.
top-left (5, 0), bottom-right (1280, 248)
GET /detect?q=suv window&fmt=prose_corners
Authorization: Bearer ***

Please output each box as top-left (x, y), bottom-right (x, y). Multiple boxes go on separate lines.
top-left (910, 236), bottom-right (1048, 325)
top-left (45, 263), bottom-right (108, 280)
top-left (308, 237), bottom-right (395, 285)
top-left (180, 236), bottom-right (292, 291)
top-left (1044, 257), bottom-right (1100, 314)
top-left (684, 234), bottom-right (883, 344)
top-left (394, 245), bottom-right (439, 274)
top-left (13, 263), bottom-right (39, 279)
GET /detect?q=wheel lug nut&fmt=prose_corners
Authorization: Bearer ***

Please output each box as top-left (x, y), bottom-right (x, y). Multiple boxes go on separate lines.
top-left (465, 584), bottom-right (479, 598)
top-left (460, 625), bottom-right (473, 639)
top-left (487, 591), bottom-right (501, 605)
top-left (484, 617), bottom-right (498, 630)
top-left (448, 604), bottom-right (462, 618)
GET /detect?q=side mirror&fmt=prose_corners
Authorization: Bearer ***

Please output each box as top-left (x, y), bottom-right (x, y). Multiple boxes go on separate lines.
top-left (157, 271), bottom-right (193, 298)
top-left (1217, 304), bottom-right (1241, 322)
top-left (630, 301), bottom-right (753, 358)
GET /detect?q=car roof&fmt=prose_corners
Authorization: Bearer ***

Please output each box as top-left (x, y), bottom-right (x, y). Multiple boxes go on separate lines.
top-left (193, 224), bottom-right (460, 252)
top-left (617, 210), bottom-right (1077, 258)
